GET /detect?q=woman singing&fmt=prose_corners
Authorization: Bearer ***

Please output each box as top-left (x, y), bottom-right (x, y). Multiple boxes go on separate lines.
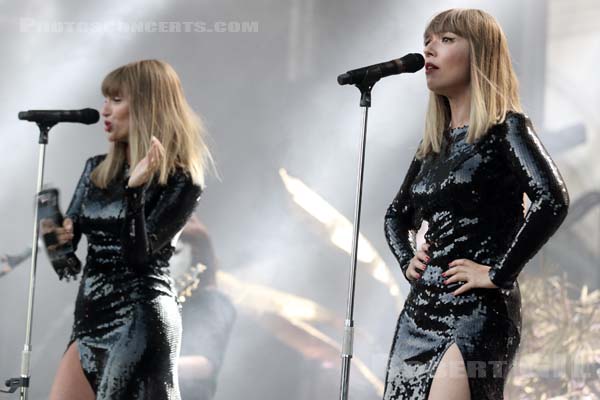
top-left (383, 9), bottom-right (569, 400)
top-left (46, 59), bottom-right (212, 399)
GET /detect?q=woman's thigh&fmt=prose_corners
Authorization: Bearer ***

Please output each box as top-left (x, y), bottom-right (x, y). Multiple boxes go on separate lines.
top-left (428, 343), bottom-right (470, 400)
top-left (48, 341), bottom-right (95, 400)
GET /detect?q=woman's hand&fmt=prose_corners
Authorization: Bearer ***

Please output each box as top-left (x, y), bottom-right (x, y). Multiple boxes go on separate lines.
top-left (405, 243), bottom-right (430, 281)
top-left (443, 258), bottom-right (499, 295)
top-left (128, 136), bottom-right (165, 188)
top-left (40, 218), bottom-right (74, 251)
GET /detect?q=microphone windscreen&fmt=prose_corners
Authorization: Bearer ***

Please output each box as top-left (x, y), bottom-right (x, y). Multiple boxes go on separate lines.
top-left (401, 53), bottom-right (425, 73)
top-left (81, 108), bottom-right (100, 124)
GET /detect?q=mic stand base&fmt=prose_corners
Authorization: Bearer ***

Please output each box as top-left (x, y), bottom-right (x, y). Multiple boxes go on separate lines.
top-left (0, 377), bottom-right (29, 394)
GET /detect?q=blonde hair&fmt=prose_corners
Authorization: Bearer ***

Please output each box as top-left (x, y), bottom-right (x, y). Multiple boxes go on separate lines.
top-left (417, 8), bottom-right (522, 159)
top-left (92, 59), bottom-right (214, 188)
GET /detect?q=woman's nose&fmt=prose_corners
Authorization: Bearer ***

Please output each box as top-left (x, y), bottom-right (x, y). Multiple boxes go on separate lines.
top-left (424, 44), bottom-right (435, 57)
top-left (423, 38), bottom-right (436, 57)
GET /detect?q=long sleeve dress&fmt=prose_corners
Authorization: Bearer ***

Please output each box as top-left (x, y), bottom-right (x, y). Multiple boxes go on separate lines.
top-left (382, 112), bottom-right (570, 399)
top-left (59, 154), bottom-right (202, 399)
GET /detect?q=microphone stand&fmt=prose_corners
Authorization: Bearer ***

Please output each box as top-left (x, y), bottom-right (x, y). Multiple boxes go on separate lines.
top-left (2, 121), bottom-right (56, 399)
top-left (338, 67), bottom-right (383, 400)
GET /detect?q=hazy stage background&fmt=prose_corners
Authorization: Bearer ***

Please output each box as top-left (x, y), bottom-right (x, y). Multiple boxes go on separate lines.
top-left (0, 0), bottom-right (598, 398)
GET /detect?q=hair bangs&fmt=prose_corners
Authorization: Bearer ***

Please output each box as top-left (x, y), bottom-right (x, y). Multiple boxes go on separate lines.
top-left (424, 9), bottom-right (470, 41)
top-left (101, 67), bottom-right (127, 98)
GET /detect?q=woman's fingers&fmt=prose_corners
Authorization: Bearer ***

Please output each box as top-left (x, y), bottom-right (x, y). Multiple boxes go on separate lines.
top-left (40, 219), bottom-right (55, 234)
top-left (415, 243), bottom-right (431, 266)
top-left (406, 258), bottom-right (426, 281)
top-left (128, 140), bottom-right (162, 187)
top-left (150, 136), bottom-right (165, 158)
top-left (444, 271), bottom-right (468, 284)
top-left (448, 258), bottom-right (471, 268)
top-left (412, 255), bottom-right (427, 270)
top-left (453, 282), bottom-right (473, 296)
top-left (148, 140), bottom-right (163, 173)
top-left (442, 259), bottom-right (497, 294)
top-left (406, 263), bottom-right (418, 281)
top-left (42, 222), bottom-right (73, 249)
top-left (152, 136), bottom-right (165, 152)
top-left (129, 137), bottom-right (165, 188)
top-left (154, 145), bottom-right (162, 164)
top-left (416, 250), bottom-right (430, 264)
top-left (154, 141), bottom-right (165, 165)
top-left (53, 228), bottom-right (74, 245)
top-left (144, 147), bottom-right (157, 176)
top-left (408, 268), bottom-right (420, 281)
top-left (148, 149), bottom-right (155, 170)
top-left (63, 218), bottom-right (73, 233)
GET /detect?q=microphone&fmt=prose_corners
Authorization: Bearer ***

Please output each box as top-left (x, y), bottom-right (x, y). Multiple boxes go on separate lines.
top-left (337, 53), bottom-right (425, 86)
top-left (18, 108), bottom-right (100, 125)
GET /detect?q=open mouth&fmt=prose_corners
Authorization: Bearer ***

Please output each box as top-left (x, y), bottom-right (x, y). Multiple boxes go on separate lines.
top-left (425, 62), bottom-right (439, 72)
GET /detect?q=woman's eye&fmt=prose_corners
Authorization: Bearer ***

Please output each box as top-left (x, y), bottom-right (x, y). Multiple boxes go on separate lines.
top-left (442, 37), bottom-right (454, 43)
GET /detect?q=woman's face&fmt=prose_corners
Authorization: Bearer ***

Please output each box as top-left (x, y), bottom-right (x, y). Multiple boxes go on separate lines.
top-left (423, 32), bottom-right (470, 97)
top-left (102, 94), bottom-right (130, 143)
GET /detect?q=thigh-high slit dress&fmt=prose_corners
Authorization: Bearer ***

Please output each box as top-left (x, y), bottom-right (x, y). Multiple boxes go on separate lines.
top-left (55, 154), bottom-right (202, 399)
top-left (382, 112), bottom-right (569, 399)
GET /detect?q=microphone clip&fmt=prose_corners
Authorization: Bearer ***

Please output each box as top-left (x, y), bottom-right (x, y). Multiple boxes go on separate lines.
top-left (354, 67), bottom-right (383, 108)
top-left (36, 121), bottom-right (57, 144)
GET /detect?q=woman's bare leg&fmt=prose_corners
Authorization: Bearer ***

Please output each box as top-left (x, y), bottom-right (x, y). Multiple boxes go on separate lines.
top-left (48, 341), bottom-right (95, 400)
top-left (427, 342), bottom-right (471, 400)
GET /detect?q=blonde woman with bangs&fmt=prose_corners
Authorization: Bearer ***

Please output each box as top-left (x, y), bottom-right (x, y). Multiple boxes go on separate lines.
top-left (45, 59), bottom-right (211, 400)
top-left (383, 9), bottom-right (569, 400)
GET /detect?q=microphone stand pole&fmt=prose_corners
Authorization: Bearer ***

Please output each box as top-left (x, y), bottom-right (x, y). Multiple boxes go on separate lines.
top-left (338, 67), bottom-right (383, 400)
top-left (2, 121), bottom-right (56, 399)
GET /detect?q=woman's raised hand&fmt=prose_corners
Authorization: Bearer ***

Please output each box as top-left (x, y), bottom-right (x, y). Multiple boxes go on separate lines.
top-left (128, 136), bottom-right (166, 188)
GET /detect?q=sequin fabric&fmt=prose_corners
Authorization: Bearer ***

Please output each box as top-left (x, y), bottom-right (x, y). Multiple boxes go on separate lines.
top-left (60, 154), bottom-right (202, 399)
top-left (383, 112), bottom-right (569, 399)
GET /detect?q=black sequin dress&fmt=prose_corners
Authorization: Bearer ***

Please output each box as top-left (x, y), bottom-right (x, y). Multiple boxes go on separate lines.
top-left (60, 154), bottom-right (202, 399)
top-left (382, 112), bottom-right (569, 399)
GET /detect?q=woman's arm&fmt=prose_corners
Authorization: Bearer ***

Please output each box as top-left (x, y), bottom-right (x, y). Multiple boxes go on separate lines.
top-left (384, 150), bottom-right (422, 282)
top-left (65, 156), bottom-right (99, 251)
top-left (121, 171), bottom-right (202, 269)
top-left (44, 156), bottom-right (100, 281)
top-left (489, 113), bottom-right (570, 289)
